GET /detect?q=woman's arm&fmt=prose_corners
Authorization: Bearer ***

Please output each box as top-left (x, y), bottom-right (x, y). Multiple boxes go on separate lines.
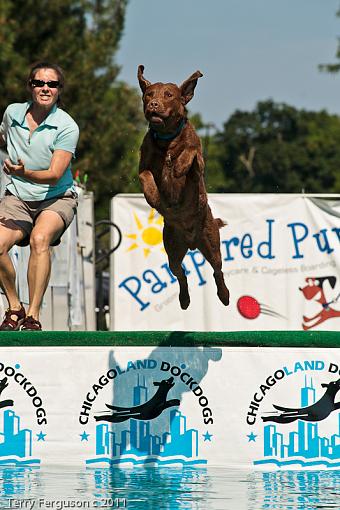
top-left (3, 149), bottom-right (73, 185)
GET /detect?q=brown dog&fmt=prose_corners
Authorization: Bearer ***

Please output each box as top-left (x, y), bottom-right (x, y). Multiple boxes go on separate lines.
top-left (137, 65), bottom-right (229, 309)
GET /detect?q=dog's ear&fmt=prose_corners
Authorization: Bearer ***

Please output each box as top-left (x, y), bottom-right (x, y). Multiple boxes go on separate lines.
top-left (138, 65), bottom-right (151, 94)
top-left (180, 70), bottom-right (203, 105)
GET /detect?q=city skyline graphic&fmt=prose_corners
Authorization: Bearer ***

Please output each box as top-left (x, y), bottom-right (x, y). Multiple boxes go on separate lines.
top-left (0, 409), bottom-right (40, 466)
top-left (86, 375), bottom-right (207, 466)
top-left (254, 376), bottom-right (340, 468)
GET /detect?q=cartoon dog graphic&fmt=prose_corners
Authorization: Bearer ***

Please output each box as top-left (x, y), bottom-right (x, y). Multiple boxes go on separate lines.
top-left (262, 378), bottom-right (340, 424)
top-left (300, 276), bottom-right (340, 330)
top-left (94, 376), bottom-right (180, 423)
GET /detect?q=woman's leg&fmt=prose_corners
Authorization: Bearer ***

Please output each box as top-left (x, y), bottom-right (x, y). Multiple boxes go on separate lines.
top-left (27, 210), bottom-right (64, 320)
top-left (0, 224), bottom-right (26, 310)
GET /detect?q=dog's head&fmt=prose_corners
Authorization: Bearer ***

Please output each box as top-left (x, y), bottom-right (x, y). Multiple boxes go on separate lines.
top-left (153, 376), bottom-right (175, 391)
top-left (299, 276), bottom-right (336, 302)
top-left (138, 65), bottom-right (203, 132)
top-left (321, 378), bottom-right (340, 392)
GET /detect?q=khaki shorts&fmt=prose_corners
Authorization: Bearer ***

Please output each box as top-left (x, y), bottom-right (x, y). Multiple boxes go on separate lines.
top-left (0, 190), bottom-right (78, 246)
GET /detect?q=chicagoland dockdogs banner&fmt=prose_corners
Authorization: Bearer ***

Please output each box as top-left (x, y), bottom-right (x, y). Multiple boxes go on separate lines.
top-left (110, 194), bottom-right (340, 331)
top-left (2, 345), bottom-right (340, 470)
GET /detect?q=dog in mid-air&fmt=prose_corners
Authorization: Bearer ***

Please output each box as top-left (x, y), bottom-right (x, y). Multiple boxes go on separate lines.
top-left (137, 65), bottom-right (229, 309)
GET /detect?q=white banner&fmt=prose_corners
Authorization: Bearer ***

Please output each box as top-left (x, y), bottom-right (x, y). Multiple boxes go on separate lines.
top-left (110, 194), bottom-right (340, 331)
top-left (0, 345), bottom-right (340, 469)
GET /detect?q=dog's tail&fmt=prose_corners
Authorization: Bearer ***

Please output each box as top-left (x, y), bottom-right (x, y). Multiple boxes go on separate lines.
top-left (216, 218), bottom-right (227, 229)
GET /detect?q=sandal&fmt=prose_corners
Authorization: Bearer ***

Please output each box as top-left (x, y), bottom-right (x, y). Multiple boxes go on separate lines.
top-left (0, 304), bottom-right (26, 331)
top-left (20, 316), bottom-right (42, 331)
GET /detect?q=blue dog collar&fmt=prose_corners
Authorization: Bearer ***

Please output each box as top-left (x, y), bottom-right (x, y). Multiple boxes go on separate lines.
top-left (151, 119), bottom-right (186, 140)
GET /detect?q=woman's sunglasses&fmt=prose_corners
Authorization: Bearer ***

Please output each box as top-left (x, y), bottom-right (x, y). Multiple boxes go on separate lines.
top-left (30, 79), bottom-right (61, 89)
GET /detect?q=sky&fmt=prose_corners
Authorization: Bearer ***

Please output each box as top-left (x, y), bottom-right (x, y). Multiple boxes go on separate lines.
top-left (116, 0), bottom-right (340, 131)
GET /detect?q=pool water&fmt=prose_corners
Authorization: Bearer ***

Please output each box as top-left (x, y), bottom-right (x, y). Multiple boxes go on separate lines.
top-left (1, 467), bottom-right (340, 509)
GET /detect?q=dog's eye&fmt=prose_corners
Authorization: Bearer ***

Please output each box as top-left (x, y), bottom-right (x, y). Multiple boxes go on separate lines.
top-left (165, 91), bottom-right (173, 98)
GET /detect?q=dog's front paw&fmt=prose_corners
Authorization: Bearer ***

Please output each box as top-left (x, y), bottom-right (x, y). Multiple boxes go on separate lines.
top-left (144, 194), bottom-right (161, 212)
top-left (173, 166), bottom-right (187, 179)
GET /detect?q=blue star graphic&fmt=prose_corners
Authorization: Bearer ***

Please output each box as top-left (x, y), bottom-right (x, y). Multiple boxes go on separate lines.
top-left (247, 432), bottom-right (257, 442)
top-left (203, 431), bottom-right (213, 442)
top-left (36, 432), bottom-right (46, 441)
top-left (80, 431), bottom-right (90, 441)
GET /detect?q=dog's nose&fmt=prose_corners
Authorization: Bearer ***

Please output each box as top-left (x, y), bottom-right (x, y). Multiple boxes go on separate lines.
top-left (149, 100), bottom-right (159, 109)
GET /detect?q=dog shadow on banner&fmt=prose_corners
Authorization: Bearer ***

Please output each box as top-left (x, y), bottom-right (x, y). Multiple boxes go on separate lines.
top-left (94, 333), bottom-right (222, 467)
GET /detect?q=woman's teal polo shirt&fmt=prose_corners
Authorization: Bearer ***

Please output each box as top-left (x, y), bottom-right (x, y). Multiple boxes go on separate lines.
top-left (0, 102), bottom-right (79, 201)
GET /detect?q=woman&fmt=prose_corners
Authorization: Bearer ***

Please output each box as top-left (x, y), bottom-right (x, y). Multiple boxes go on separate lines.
top-left (0, 61), bottom-right (79, 330)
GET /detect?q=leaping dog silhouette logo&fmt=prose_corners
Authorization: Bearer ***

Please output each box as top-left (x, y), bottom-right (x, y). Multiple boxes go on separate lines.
top-left (94, 376), bottom-right (180, 423)
top-left (300, 276), bottom-right (340, 330)
top-left (0, 377), bottom-right (13, 410)
top-left (262, 378), bottom-right (340, 424)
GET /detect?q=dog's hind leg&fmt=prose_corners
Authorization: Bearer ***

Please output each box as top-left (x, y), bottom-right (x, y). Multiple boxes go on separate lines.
top-left (163, 225), bottom-right (190, 309)
top-left (198, 212), bottom-right (230, 306)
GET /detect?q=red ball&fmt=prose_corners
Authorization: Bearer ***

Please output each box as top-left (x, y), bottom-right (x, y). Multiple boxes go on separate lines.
top-left (237, 295), bottom-right (261, 319)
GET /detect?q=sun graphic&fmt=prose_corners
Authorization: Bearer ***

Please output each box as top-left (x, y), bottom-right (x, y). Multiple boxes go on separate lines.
top-left (126, 209), bottom-right (165, 257)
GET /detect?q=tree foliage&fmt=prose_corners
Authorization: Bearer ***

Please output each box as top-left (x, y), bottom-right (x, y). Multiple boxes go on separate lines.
top-left (319, 7), bottom-right (340, 73)
top-left (0, 0), bottom-right (145, 220)
top-left (1, 0), bottom-right (339, 221)
top-left (206, 100), bottom-right (340, 194)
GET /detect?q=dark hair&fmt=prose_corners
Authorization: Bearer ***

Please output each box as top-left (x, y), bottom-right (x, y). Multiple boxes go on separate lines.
top-left (27, 61), bottom-right (65, 105)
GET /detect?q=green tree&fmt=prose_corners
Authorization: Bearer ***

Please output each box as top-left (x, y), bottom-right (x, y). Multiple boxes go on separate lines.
top-left (0, 0), bottom-right (145, 221)
top-left (319, 7), bottom-right (340, 73)
top-left (209, 100), bottom-right (340, 194)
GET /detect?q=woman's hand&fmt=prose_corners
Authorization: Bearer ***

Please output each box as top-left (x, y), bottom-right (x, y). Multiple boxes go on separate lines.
top-left (3, 158), bottom-right (25, 177)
